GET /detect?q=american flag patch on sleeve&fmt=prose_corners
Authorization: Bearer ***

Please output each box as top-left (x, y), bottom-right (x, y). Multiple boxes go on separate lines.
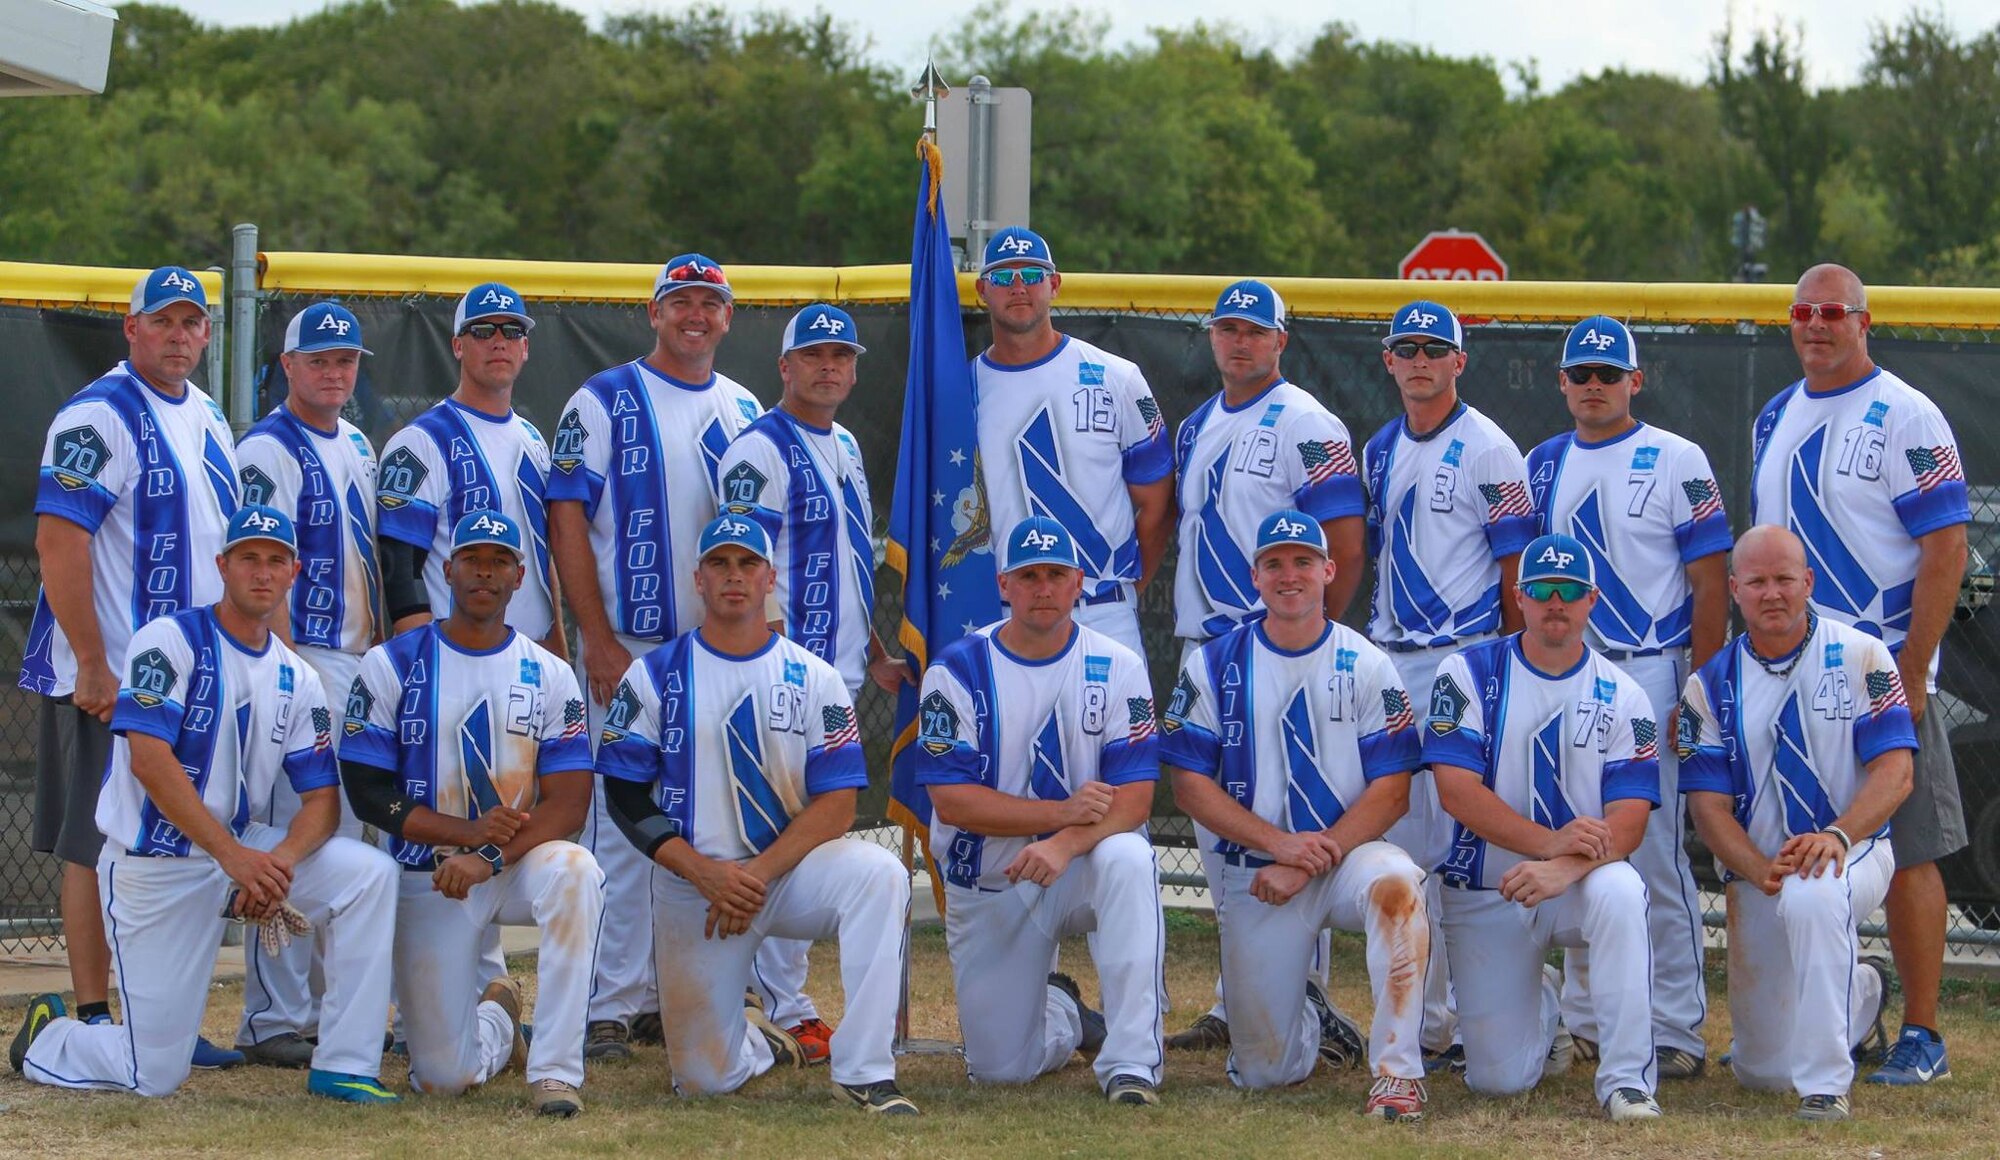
top-left (1478, 480), bottom-right (1535, 521)
top-left (1631, 717), bottom-right (1658, 762)
top-left (1381, 687), bottom-right (1415, 732)
top-left (1905, 445), bottom-right (1963, 492)
top-left (822, 703), bottom-right (861, 748)
top-left (1865, 668), bottom-right (1909, 718)
top-left (1137, 396), bottom-right (1165, 440)
top-left (561, 698), bottom-right (587, 739)
top-left (1681, 477), bottom-right (1724, 522)
top-left (1127, 697), bottom-right (1157, 742)
top-left (1298, 438), bottom-right (1357, 484)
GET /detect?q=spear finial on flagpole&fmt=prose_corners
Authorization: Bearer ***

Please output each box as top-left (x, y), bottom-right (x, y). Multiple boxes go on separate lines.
top-left (910, 57), bottom-right (950, 141)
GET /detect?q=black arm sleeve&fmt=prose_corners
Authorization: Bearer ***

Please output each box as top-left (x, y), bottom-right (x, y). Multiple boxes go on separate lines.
top-left (605, 775), bottom-right (680, 861)
top-left (382, 539), bottom-right (431, 622)
top-left (342, 758), bottom-right (416, 838)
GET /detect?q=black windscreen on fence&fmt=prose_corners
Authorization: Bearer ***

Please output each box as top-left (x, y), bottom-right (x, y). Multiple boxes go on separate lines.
top-left (2, 295), bottom-right (1996, 950)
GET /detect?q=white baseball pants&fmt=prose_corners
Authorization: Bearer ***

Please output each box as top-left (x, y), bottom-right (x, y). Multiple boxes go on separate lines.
top-left (1388, 644), bottom-right (1463, 1054)
top-left (25, 827), bottom-right (396, 1095)
top-left (651, 838), bottom-right (908, 1094)
top-left (944, 830), bottom-right (1165, 1091)
top-left (395, 840), bottom-right (603, 1093)
top-left (1217, 841), bottom-right (1429, 1088)
top-left (1561, 651), bottom-right (1707, 1056)
top-left (1726, 838), bottom-right (1893, 1098)
top-left (1441, 860), bottom-right (1656, 1105)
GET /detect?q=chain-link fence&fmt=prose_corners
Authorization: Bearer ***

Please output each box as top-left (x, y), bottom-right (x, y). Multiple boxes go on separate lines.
top-left (5, 284), bottom-right (1997, 955)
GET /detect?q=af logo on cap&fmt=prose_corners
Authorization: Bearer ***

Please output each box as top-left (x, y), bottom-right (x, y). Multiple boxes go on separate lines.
top-left (1576, 327), bottom-right (1617, 352)
top-left (1402, 306), bottom-right (1439, 330)
top-left (996, 234), bottom-right (1036, 256)
top-left (1221, 287), bottom-right (1260, 310)
top-left (244, 510), bottom-right (281, 534)
top-left (316, 313), bottom-right (352, 337)
top-left (477, 287), bottom-right (515, 310)
top-left (1271, 515), bottom-right (1309, 539)
top-left (1536, 542), bottom-right (1576, 570)
top-left (471, 513), bottom-right (510, 536)
top-left (809, 313), bottom-right (845, 335)
top-left (162, 269), bottom-right (199, 294)
top-left (1019, 526), bottom-right (1060, 552)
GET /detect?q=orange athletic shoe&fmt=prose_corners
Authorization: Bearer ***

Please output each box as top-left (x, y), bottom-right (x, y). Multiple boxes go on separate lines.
top-left (786, 1018), bottom-right (834, 1065)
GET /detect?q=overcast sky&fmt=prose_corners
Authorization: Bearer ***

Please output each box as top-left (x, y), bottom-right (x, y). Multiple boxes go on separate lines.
top-left (169, 0), bottom-right (2000, 91)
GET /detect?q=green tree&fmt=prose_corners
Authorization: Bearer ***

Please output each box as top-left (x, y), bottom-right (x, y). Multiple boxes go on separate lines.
top-left (1858, 13), bottom-right (2000, 271)
top-left (1710, 22), bottom-right (1839, 276)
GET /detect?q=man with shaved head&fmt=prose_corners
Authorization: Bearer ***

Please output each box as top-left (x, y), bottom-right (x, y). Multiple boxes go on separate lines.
top-left (1748, 265), bottom-right (1970, 1087)
top-left (1680, 525), bottom-right (1912, 1120)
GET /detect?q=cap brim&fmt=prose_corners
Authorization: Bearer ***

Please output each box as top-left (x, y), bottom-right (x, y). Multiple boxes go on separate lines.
top-left (452, 542), bottom-right (526, 561)
top-left (656, 283), bottom-right (735, 303)
top-left (979, 258), bottom-right (1058, 277)
top-left (1206, 310), bottom-right (1284, 331)
top-left (1520, 573), bottom-right (1595, 588)
top-left (287, 342), bottom-right (373, 355)
top-left (783, 339), bottom-right (867, 354)
top-left (225, 534), bottom-right (296, 553)
top-left (1558, 355), bottom-right (1637, 371)
top-left (699, 542), bottom-right (771, 564)
top-left (1382, 332), bottom-right (1461, 348)
top-left (460, 312), bottom-right (536, 331)
top-left (1255, 538), bottom-right (1326, 557)
top-left (1002, 555), bottom-right (1080, 573)
top-left (136, 294), bottom-right (207, 315)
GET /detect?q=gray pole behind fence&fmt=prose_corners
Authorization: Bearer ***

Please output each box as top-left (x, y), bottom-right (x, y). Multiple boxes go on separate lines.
top-left (228, 222), bottom-right (259, 435)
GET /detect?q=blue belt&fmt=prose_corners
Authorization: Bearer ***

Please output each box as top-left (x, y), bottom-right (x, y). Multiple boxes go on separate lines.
top-left (1597, 646), bottom-right (1666, 662)
top-left (1385, 637), bottom-right (1466, 653)
top-left (1081, 585), bottom-right (1128, 607)
top-left (1221, 851), bottom-right (1275, 869)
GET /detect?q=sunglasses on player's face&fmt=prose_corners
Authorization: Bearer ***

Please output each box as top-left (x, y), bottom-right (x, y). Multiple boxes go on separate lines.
top-left (1521, 579), bottom-right (1592, 603)
top-left (984, 266), bottom-right (1049, 287)
top-left (459, 321), bottom-right (527, 341)
top-left (1563, 365), bottom-right (1629, 386)
top-left (1789, 301), bottom-right (1863, 324)
top-left (1389, 340), bottom-right (1458, 360)
top-left (663, 261), bottom-right (729, 287)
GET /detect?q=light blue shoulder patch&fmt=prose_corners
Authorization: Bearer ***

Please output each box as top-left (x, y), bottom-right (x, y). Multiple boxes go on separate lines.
top-left (519, 658), bottom-right (542, 686)
top-left (1443, 439), bottom-right (1465, 467)
top-left (1632, 446), bottom-right (1660, 471)
top-left (1863, 401), bottom-right (1890, 428)
top-left (1824, 641), bottom-right (1844, 668)
top-left (1084, 655), bottom-right (1112, 683)
top-left (1259, 403), bottom-right (1286, 428)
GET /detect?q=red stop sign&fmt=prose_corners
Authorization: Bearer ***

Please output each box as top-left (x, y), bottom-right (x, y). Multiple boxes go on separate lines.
top-left (1398, 231), bottom-right (1508, 281)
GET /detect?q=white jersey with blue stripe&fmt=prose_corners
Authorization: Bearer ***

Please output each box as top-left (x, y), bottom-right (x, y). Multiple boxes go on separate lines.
top-left (99, 608), bottom-right (335, 856)
top-left (914, 622), bottom-right (1160, 892)
top-left (237, 408), bottom-right (382, 655)
top-left (1526, 422), bottom-right (1732, 653)
top-left (1364, 402), bottom-right (1537, 648)
top-left (716, 411), bottom-right (875, 693)
top-left (1748, 367), bottom-right (1971, 688)
top-left (22, 365), bottom-right (239, 697)
top-left (595, 630), bottom-right (867, 862)
top-left (1421, 637), bottom-right (1661, 890)
top-left (547, 361), bottom-right (763, 643)
top-left (1679, 617), bottom-right (1917, 860)
top-left (1160, 619), bottom-right (1421, 860)
top-left (1171, 380), bottom-right (1365, 640)
top-left (342, 625), bottom-right (592, 868)
top-left (376, 399), bottom-right (557, 640)
top-left (973, 336), bottom-right (1173, 600)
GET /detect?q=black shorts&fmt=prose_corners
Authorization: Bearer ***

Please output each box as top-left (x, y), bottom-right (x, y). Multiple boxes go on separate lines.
top-left (31, 695), bottom-right (110, 867)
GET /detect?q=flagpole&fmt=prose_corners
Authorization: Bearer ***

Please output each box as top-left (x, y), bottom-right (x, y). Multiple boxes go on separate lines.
top-left (893, 56), bottom-right (962, 1061)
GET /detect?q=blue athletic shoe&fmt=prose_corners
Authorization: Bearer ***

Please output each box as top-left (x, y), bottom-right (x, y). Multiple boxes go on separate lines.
top-left (192, 1035), bottom-right (246, 1070)
top-left (10, 992), bottom-right (66, 1073)
top-left (308, 1068), bottom-right (402, 1104)
top-left (1866, 1025), bottom-right (1951, 1085)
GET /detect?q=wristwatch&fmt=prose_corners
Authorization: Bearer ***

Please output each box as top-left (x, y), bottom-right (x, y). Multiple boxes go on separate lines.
top-left (475, 843), bottom-right (506, 876)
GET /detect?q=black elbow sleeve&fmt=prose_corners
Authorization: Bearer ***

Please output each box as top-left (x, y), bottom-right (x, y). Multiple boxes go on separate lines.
top-left (604, 775), bottom-right (680, 861)
top-left (342, 758), bottom-right (414, 837)
top-left (382, 539), bottom-right (431, 622)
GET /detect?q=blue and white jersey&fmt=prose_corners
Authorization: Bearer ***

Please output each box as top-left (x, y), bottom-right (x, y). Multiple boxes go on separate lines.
top-left (973, 336), bottom-right (1173, 600)
top-left (547, 361), bottom-right (762, 643)
top-left (237, 407), bottom-right (381, 655)
top-left (596, 631), bottom-right (866, 863)
top-left (342, 625), bottom-right (591, 868)
top-left (1526, 422), bottom-right (1732, 653)
top-left (1749, 367), bottom-right (1971, 688)
top-left (1161, 619), bottom-right (1420, 860)
top-left (99, 608), bottom-right (334, 856)
top-left (1171, 380), bottom-right (1364, 640)
top-left (1678, 617), bottom-right (1916, 860)
top-left (914, 622), bottom-right (1159, 892)
top-left (21, 364), bottom-right (239, 697)
top-left (1422, 637), bottom-right (1661, 890)
top-left (376, 400), bottom-right (557, 640)
top-left (1364, 402), bottom-right (1537, 648)
top-left (716, 410), bottom-right (875, 693)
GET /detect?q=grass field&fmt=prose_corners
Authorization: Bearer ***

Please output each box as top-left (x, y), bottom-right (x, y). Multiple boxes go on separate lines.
top-left (3, 910), bottom-right (1995, 1158)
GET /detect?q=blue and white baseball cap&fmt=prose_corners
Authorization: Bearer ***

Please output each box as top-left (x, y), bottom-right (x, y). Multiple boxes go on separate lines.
top-left (781, 303), bottom-right (866, 354)
top-left (1254, 509), bottom-right (1326, 557)
top-left (1383, 299), bottom-right (1465, 349)
top-left (654, 253), bottom-right (734, 302)
top-left (980, 226), bottom-right (1057, 276)
top-left (453, 282), bottom-right (535, 333)
top-left (1559, 315), bottom-right (1638, 372)
top-left (283, 302), bottom-right (372, 355)
top-left (130, 266), bottom-right (208, 315)
top-left (697, 510), bottom-right (774, 563)
top-left (450, 510), bottom-right (526, 561)
top-left (224, 504), bottom-right (297, 554)
top-left (1001, 516), bottom-right (1080, 572)
top-left (1207, 279), bottom-right (1287, 332)
top-left (1519, 533), bottom-right (1596, 588)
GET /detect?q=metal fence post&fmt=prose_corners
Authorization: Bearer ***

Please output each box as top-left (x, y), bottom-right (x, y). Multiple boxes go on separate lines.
top-left (228, 222), bottom-right (259, 436)
top-left (965, 75), bottom-right (996, 272)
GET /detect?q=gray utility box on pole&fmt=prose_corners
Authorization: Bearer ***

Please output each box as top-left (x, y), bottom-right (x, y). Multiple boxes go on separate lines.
top-left (934, 77), bottom-right (1031, 271)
